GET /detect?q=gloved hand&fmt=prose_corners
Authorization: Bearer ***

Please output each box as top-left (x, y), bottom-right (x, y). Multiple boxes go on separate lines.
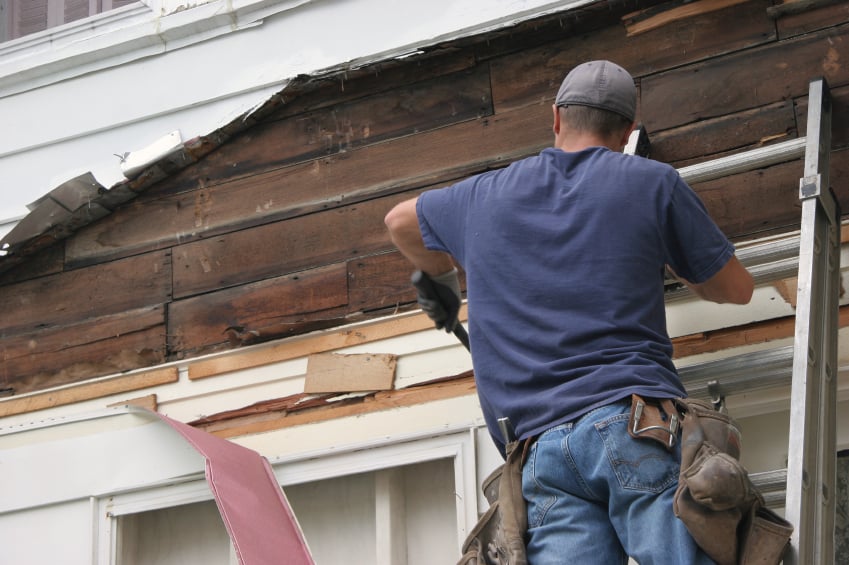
top-left (411, 269), bottom-right (461, 332)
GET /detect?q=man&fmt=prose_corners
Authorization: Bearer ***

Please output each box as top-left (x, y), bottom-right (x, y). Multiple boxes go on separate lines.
top-left (384, 60), bottom-right (753, 564)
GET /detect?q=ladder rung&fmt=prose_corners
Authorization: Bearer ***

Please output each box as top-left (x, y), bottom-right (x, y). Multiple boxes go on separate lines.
top-left (664, 232), bottom-right (805, 303)
top-left (751, 468), bottom-right (788, 510)
top-left (678, 137), bottom-right (807, 184)
top-left (678, 345), bottom-right (793, 400)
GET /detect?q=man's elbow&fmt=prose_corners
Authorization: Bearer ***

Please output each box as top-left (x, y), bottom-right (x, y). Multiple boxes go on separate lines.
top-left (717, 270), bottom-right (754, 305)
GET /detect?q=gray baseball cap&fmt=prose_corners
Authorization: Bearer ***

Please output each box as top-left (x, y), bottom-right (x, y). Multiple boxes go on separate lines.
top-left (555, 60), bottom-right (636, 122)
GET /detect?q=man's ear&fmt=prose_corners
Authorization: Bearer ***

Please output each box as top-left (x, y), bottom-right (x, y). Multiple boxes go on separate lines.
top-left (618, 121), bottom-right (637, 151)
top-left (552, 104), bottom-right (561, 135)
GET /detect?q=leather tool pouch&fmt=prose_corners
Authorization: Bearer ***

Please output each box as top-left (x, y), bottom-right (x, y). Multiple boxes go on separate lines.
top-left (457, 438), bottom-right (529, 565)
top-left (671, 398), bottom-right (793, 565)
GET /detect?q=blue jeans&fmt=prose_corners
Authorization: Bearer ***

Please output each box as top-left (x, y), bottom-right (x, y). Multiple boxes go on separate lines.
top-left (522, 401), bottom-right (716, 565)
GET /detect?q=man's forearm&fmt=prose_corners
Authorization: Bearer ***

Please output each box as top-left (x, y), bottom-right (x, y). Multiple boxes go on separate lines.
top-left (384, 197), bottom-right (456, 275)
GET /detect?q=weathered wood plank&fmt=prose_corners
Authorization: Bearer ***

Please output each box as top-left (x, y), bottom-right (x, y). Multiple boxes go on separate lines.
top-left (347, 250), bottom-right (467, 315)
top-left (0, 306), bottom-right (165, 395)
top-left (641, 24), bottom-right (849, 132)
top-left (347, 251), bottom-right (418, 313)
top-left (0, 241), bottom-right (64, 285)
top-left (171, 191), bottom-right (413, 299)
top-left (692, 159), bottom-right (804, 239)
top-left (0, 251), bottom-right (171, 335)
top-left (490, 0), bottom-right (775, 112)
top-left (795, 83), bottom-right (849, 149)
top-left (168, 263), bottom-right (349, 355)
top-left (0, 367), bottom-right (178, 418)
top-left (775, 0), bottom-right (849, 38)
top-left (267, 51), bottom-right (479, 120)
top-left (156, 66), bottom-right (493, 196)
top-left (650, 101), bottom-right (798, 166)
top-left (66, 104), bottom-right (551, 268)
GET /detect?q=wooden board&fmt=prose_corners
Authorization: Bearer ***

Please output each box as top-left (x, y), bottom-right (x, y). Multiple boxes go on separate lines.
top-left (641, 24), bottom-right (849, 132)
top-left (171, 192), bottom-right (409, 299)
top-left (66, 103), bottom-right (551, 268)
top-left (489, 0), bottom-right (775, 112)
top-left (1, 306), bottom-right (165, 395)
top-left (304, 353), bottom-right (397, 393)
top-left (775, 0), bottom-right (849, 39)
top-left (168, 263), bottom-right (349, 354)
top-left (0, 251), bottom-right (171, 335)
top-left (162, 65), bottom-right (493, 195)
top-left (795, 83), bottom-right (849, 149)
top-left (649, 100), bottom-right (798, 165)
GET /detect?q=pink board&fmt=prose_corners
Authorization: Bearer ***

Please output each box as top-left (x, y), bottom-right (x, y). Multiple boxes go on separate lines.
top-left (155, 412), bottom-right (314, 565)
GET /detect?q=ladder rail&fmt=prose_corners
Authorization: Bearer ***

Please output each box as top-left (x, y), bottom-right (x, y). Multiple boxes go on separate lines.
top-left (784, 77), bottom-right (840, 565)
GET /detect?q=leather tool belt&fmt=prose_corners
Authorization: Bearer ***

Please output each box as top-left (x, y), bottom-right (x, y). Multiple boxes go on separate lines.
top-left (628, 394), bottom-right (681, 450)
top-left (629, 394), bottom-right (794, 565)
top-left (458, 437), bottom-right (529, 565)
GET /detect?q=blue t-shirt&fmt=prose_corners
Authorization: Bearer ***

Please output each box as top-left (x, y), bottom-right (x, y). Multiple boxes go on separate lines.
top-left (416, 147), bottom-right (735, 455)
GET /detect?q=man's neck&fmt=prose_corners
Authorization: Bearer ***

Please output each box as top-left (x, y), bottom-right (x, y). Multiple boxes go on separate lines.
top-left (555, 131), bottom-right (620, 153)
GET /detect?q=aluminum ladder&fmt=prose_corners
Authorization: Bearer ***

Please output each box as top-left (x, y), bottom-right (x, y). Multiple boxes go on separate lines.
top-left (631, 76), bottom-right (840, 563)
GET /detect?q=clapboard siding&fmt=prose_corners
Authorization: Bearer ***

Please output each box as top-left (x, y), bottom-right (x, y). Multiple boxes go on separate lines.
top-left (66, 100), bottom-right (550, 268)
top-left (641, 24), bottom-right (849, 132)
top-left (2, 0), bottom-right (849, 394)
top-left (489, 0), bottom-right (775, 113)
top-left (168, 263), bottom-right (349, 355)
top-left (1, 307), bottom-right (166, 395)
top-left (158, 65), bottom-right (494, 198)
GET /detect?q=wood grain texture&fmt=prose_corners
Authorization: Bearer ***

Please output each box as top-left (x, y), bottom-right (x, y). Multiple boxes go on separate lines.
top-left (168, 263), bottom-right (349, 355)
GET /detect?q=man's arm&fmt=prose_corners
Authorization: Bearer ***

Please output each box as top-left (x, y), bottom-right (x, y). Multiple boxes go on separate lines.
top-left (384, 197), bottom-right (455, 276)
top-left (671, 255), bottom-right (754, 305)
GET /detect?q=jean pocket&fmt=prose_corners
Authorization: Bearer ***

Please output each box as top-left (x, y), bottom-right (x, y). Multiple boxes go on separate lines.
top-left (522, 438), bottom-right (557, 528)
top-left (595, 413), bottom-right (679, 493)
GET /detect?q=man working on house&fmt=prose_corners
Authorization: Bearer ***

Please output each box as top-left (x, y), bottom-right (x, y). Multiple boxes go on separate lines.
top-left (384, 60), bottom-right (754, 564)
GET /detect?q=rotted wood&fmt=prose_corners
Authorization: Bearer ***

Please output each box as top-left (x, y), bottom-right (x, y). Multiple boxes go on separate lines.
top-left (167, 263), bottom-right (350, 355)
top-left (0, 306), bottom-right (165, 396)
top-left (641, 24), bottom-right (849, 132)
top-left (192, 372), bottom-right (478, 439)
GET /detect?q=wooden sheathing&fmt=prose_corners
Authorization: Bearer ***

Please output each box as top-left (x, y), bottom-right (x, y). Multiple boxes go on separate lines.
top-left (0, 0), bottom-right (848, 400)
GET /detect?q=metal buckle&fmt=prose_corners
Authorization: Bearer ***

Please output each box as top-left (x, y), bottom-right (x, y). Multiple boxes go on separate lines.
top-left (632, 399), bottom-right (679, 448)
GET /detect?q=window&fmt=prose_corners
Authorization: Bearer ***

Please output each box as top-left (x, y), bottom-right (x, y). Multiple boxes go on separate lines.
top-left (1, 0), bottom-right (137, 43)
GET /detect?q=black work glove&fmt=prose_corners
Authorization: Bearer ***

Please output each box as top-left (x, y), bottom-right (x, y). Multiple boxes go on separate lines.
top-left (411, 269), bottom-right (461, 332)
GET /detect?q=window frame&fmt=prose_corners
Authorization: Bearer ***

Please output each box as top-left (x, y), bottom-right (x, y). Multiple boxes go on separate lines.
top-left (95, 426), bottom-right (482, 564)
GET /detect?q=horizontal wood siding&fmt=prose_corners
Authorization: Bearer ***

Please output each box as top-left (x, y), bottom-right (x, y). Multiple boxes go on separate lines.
top-left (2, 0), bottom-right (848, 393)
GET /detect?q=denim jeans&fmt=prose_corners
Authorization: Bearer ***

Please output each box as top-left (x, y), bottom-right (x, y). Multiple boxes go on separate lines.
top-left (522, 401), bottom-right (716, 565)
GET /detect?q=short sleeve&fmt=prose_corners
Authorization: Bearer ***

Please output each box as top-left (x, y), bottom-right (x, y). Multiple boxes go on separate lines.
top-left (663, 176), bottom-right (735, 284)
